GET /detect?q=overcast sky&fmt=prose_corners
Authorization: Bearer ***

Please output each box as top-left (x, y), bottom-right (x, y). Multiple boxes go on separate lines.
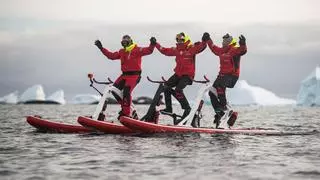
top-left (0, 0), bottom-right (319, 100)
top-left (1, 0), bottom-right (319, 23)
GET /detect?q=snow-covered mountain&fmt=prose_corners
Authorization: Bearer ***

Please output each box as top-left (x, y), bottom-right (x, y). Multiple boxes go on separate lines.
top-left (15, 85), bottom-right (66, 104)
top-left (47, 89), bottom-right (66, 105)
top-left (297, 66), bottom-right (320, 106)
top-left (1, 80), bottom-right (298, 106)
top-left (226, 80), bottom-right (296, 106)
top-left (19, 85), bottom-right (46, 103)
top-left (0, 91), bottom-right (19, 104)
top-left (71, 94), bottom-right (100, 104)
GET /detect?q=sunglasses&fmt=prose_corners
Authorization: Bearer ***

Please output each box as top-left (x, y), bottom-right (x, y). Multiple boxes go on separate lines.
top-left (176, 38), bottom-right (184, 42)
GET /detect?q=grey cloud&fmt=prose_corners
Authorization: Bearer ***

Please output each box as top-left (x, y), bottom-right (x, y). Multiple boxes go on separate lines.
top-left (0, 22), bottom-right (319, 100)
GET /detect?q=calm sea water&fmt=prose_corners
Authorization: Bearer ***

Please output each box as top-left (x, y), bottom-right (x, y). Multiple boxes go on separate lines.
top-left (0, 104), bottom-right (320, 180)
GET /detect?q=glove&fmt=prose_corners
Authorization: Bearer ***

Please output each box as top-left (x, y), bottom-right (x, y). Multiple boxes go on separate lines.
top-left (150, 37), bottom-right (157, 45)
top-left (202, 32), bottom-right (211, 42)
top-left (94, 40), bottom-right (103, 50)
top-left (239, 35), bottom-right (246, 45)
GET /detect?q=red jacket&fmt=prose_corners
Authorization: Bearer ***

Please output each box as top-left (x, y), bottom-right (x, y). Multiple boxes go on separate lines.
top-left (156, 41), bottom-right (206, 78)
top-left (100, 44), bottom-right (155, 73)
top-left (207, 40), bottom-right (247, 76)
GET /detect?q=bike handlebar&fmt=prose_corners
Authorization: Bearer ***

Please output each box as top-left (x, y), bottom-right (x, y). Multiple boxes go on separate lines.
top-left (193, 75), bottom-right (210, 83)
top-left (147, 76), bottom-right (166, 83)
top-left (88, 73), bottom-right (113, 85)
top-left (147, 75), bottom-right (210, 84)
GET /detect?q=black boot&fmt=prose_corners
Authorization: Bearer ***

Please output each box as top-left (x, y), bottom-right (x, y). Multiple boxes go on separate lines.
top-left (131, 110), bottom-right (139, 120)
top-left (209, 91), bottom-right (220, 110)
top-left (174, 90), bottom-right (190, 120)
top-left (181, 108), bottom-right (191, 120)
top-left (161, 89), bottom-right (173, 114)
top-left (191, 115), bottom-right (200, 128)
top-left (160, 107), bottom-right (172, 114)
top-left (97, 112), bottom-right (105, 121)
top-left (117, 110), bottom-right (124, 120)
top-left (173, 108), bottom-right (190, 125)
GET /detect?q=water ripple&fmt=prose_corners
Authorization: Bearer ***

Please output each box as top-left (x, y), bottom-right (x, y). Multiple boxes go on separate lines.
top-left (0, 105), bottom-right (320, 180)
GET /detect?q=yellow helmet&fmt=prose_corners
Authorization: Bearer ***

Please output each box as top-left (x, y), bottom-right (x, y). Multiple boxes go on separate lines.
top-left (230, 37), bottom-right (239, 47)
top-left (223, 33), bottom-right (239, 47)
top-left (176, 32), bottom-right (192, 46)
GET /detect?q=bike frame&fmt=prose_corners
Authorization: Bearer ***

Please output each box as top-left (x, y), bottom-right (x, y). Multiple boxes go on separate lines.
top-left (88, 74), bottom-right (136, 121)
top-left (176, 76), bottom-right (233, 128)
top-left (177, 77), bottom-right (211, 126)
top-left (147, 75), bottom-right (213, 127)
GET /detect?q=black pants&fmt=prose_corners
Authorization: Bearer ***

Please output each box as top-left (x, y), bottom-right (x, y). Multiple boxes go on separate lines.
top-left (209, 74), bottom-right (238, 112)
top-left (164, 74), bottom-right (192, 110)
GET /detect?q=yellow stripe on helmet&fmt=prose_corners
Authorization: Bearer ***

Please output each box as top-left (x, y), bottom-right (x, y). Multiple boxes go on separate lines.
top-left (230, 38), bottom-right (239, 47)
top-left (184, 34), bottom-right (192, 47)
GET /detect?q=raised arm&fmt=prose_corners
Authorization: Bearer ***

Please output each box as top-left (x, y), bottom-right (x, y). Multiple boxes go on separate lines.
top-left (207, 40), bottom-right (224, 56)
top-left (101, 48), bottom-right (121, 60)
top-left (232, 35), bottom-right (247, 56)
top-left (94, 40), bottom-right (120, 60)
top-left (201, 32), bottom-right (224, 56)
top-left (155, 43), bottom-right (176, 56)
top-left (138, 37), bottom-right (157, 56)
top-left (188, 41), bottom-right (207, 55)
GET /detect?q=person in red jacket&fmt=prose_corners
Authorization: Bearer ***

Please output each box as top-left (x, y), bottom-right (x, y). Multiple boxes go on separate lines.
top-left (94, 35), bottom-right (157, 118)
top-left (155, 32), bottom-right (207, 123)
top-left (202, 32), bottom-right (247, 127)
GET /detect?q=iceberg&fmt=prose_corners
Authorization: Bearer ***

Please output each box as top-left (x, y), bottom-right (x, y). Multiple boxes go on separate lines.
top-left (133, 96), bottom-right (154, 104)
top-left (19, 85), bottom-right (46, 103)
top-left (71, 94), bottom-right (100, 104)
top-left (226, 80), bottom-right (296, 106)
top-left (47, 89), bottom-right (66, 105)
top-left (0, 91), bottom-right (19, 104)
top-left (297, 66), bottom-right (320, 106)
